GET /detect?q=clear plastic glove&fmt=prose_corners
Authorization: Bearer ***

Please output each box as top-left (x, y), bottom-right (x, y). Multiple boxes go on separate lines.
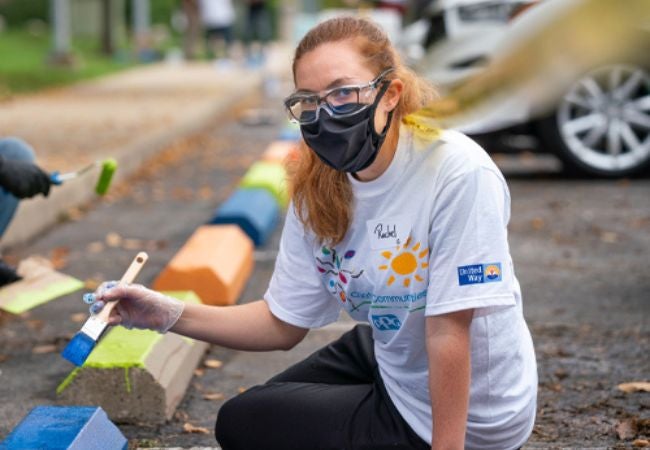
top-left (83, 282), bottom-right (184, 334)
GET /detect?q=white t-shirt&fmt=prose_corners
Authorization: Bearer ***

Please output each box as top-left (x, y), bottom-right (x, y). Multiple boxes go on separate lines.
top-left (264, 128), bottom-right (538, 450)
top-left (198, 0), bottom-right (235, 27)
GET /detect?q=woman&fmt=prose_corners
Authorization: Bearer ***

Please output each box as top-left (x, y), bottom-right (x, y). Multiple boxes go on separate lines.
top-left (89, 17), bottom-right (537, 450)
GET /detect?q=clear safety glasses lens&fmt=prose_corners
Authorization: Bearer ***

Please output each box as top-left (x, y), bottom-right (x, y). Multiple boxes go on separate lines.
top-left (285, 68), bottom-right (394, 125)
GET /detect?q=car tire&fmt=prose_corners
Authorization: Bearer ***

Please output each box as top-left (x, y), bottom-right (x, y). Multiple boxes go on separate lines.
top-left (536, 63), bottom-right (650, 177)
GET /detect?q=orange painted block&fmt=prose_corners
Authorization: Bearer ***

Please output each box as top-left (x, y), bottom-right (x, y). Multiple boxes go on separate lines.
top-left (262, 141), bottom-right (300, 164)
top-left (153, 225), bottom-right (254, 306)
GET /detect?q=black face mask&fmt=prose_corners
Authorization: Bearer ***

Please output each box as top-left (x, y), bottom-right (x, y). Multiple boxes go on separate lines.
top-left (300, 82), bottom-right (393, 173)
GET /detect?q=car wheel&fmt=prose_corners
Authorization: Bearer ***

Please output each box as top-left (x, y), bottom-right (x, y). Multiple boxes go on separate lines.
top-left (538, 63), bottom-right (650, 177)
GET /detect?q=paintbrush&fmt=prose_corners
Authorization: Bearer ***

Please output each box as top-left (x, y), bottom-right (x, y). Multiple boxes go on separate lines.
top-left (50, 158), bottom-right (118, 196)
top-left (61, 252), bottom-right (148, 366)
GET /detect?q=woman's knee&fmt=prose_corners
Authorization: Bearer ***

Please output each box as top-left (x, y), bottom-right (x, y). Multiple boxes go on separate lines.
top-left (215, 388), bottom-right (263, 449)
top-left (0, 137), bottom-right (36, 162)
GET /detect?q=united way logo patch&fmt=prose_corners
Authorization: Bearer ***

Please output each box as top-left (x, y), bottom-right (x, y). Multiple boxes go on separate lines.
top-left (458, 263), bottom-right (502, 286)
top-left (371, 314), bottom-right (402, 331)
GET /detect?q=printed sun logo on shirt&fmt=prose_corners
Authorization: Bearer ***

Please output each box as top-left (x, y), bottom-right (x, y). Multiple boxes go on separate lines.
top-left (316, 246), bottom-right (364, 305)
top-left (378, 236), bottom-right (428, 288)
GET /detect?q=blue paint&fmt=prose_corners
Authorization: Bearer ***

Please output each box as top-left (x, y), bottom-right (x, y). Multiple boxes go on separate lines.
top-left (0, 406), bottom-right (127, 450)
top-left (208, 188), bottom-right (280, 246)
top-left (83, 293), bottom-right (95, 304)
top-left (61, 332), bottom-right (96, 367)
top-left (278, 125), bottom-right (301, 141)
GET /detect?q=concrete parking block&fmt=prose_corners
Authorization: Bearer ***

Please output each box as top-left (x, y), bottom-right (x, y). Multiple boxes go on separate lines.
top-left (208, 188), bottom-right (280, 247)
top-left (56, 291), bottom-right (208, 424)
top-left (239, 161), bottom-right (289, 208)
top-left (152, 226), bottom-right (254, 305)
top-left (261, 140), bottom-right (300, 164)
top-left (0, 406), bottom-right (127, 450)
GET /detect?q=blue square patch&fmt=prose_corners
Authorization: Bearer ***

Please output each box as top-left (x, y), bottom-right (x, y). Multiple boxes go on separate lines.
top-left (458, 263), bottom-right (502, 286)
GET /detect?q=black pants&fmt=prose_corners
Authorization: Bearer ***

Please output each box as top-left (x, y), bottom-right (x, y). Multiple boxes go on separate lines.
top-left (215, 325), bottom-right (429, 450)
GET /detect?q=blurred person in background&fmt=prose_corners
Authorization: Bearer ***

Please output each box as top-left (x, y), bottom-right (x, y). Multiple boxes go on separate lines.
top-left (199, 0), bottom-right (236, 64)
top-left (0, 138), bottom-right (51, 287)
top-left (243, 0), bottom-right (272, 67)
top-left (86, 16), bottom-right (537, 449)
top-left (181, 0), bottom-right (201, 60)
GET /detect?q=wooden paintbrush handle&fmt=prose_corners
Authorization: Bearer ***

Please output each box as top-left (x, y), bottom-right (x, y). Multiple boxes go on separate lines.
top-left (96, 252), bottom-right (148, 321)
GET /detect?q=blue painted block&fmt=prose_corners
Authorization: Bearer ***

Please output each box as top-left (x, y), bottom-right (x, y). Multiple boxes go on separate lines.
top-left (278, 123), bottom-right (301, 141)
top-left (0, 406), bottom-right (127, 450)
top-left (209, 188), bottom-right (280, 247)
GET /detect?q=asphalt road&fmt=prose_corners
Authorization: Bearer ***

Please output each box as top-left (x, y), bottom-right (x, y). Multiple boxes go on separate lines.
top-left (0, 86), bottom-right (648, 449)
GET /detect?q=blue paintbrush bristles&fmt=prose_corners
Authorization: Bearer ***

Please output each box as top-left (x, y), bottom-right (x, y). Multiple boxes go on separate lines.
top-left (61, 332), bottom-right (96, 366)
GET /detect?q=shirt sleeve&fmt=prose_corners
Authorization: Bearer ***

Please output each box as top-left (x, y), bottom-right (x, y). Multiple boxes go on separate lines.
top-left (425, 165), bottom-right (517, 317)
top-left (264, 204), bottom-right (342, 328)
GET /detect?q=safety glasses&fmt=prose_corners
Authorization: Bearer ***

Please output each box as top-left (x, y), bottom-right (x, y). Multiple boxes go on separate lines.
top-left (284, 68), bottom-right (394, 125)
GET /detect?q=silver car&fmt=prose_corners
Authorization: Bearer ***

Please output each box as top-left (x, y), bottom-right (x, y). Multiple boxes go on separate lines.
top-left (405, 0), bottom-right (650, 177)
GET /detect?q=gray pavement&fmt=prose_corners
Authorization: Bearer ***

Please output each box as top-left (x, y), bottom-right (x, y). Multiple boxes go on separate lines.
top-left (0, 44), bottom-right (292, 249)
top-left (0, 55), bottom-right (649, 449)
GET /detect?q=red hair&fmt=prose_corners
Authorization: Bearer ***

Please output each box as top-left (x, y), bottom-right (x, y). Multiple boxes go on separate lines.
top-left (288, 16), bottom-right (436, 245)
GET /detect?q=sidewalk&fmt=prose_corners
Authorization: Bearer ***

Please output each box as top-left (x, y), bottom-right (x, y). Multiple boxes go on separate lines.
top-left (0, 44), bottom-right (292, 249)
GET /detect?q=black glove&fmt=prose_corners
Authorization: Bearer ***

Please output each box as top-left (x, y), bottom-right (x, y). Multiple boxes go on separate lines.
top-left (0, 155), bottom-right (51, 199)
top-left (0, 259), bottom-right (21, 288)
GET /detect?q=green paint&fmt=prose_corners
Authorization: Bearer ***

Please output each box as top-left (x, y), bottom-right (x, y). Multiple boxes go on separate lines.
top-left (1, 279), bottom-right (84, 314)
top-left (57, 291), bottom-right (201, 394)
top-left (56, 367), bottom-right (81, 395)
top-left (240, 161), bottom-right (288, 207)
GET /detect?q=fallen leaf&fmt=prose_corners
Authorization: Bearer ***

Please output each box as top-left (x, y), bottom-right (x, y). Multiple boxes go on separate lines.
top-left (122, 239), bottom-right (144, 251)
top-left (86, 241), bottom-right (105, 254)
top-left (600, 231), bottom-right (619, 243)
top-left (50, 247), bottom-right (70, 270)
top-left (204, 359), bottom-right (223, 369)
top-left (238, 386), bottom-right (246, 393)
top-left (32, 344), bottom-right (58, 354)
top-left (617, 419), bottom-right (638, 440)
top-left (203, 392), bottom-right (225, 401)
top-left (84, 278), bottom-right (101, 290)
top-left (530, 218), bottom-right (545, 231)
top-left (105, 232), bottom-right (122, 248)
top-left (174, 410), bottom-right (189, 422)
top-left (194, 368), bottom-right (205, 377)
top-left (633, 439), bottom-right (650, 447)
top-left (70, 313), bottom-right (87, 323)
top-left (183, 423), bottom-right (210, 434)
top-left (25, 319), bottom-right (44, 331)
top-left (618, 382), bottom-right (650, 393)
top-left (0, 354), bottom-right (9, 363)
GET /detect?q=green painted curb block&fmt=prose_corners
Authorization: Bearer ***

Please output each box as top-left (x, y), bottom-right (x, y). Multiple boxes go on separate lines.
top-left (239, 161), bottom-right (288, 207)
top-left (1, 279), bottom-right (84, 314)
top-left (57, 291), bottom-right (201, 394)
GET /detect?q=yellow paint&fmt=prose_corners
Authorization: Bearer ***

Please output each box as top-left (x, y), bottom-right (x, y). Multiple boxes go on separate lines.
top-left (391, 252), bottom-right (417, 275)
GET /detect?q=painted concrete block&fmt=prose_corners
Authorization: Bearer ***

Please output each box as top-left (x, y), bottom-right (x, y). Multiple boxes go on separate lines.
top-left (208, 188), bottom-right (279, 247)
top-left (261, 140), bottom-right (299, 164)
top-left (0, 406), bottom-right (127, 450)
top-left (239, 161), bottom-right (289, 208)
top-left (152, 226), bottom-right (254, 305)
top-left (56, 291), bottom-right (209, 424)
top-left (278, 122), bottom-right (301, 141)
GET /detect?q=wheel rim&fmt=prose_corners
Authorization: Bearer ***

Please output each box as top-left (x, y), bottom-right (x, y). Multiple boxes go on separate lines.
top-left (557, 64), bottom-right (650, 173)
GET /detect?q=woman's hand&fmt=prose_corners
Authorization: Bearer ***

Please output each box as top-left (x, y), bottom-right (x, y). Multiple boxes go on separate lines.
top-left (84, 282), bottom-right (184, 333)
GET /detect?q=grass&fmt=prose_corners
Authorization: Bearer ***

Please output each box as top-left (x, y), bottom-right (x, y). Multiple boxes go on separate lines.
top-left (0, 29), bottom-right (134, 96)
